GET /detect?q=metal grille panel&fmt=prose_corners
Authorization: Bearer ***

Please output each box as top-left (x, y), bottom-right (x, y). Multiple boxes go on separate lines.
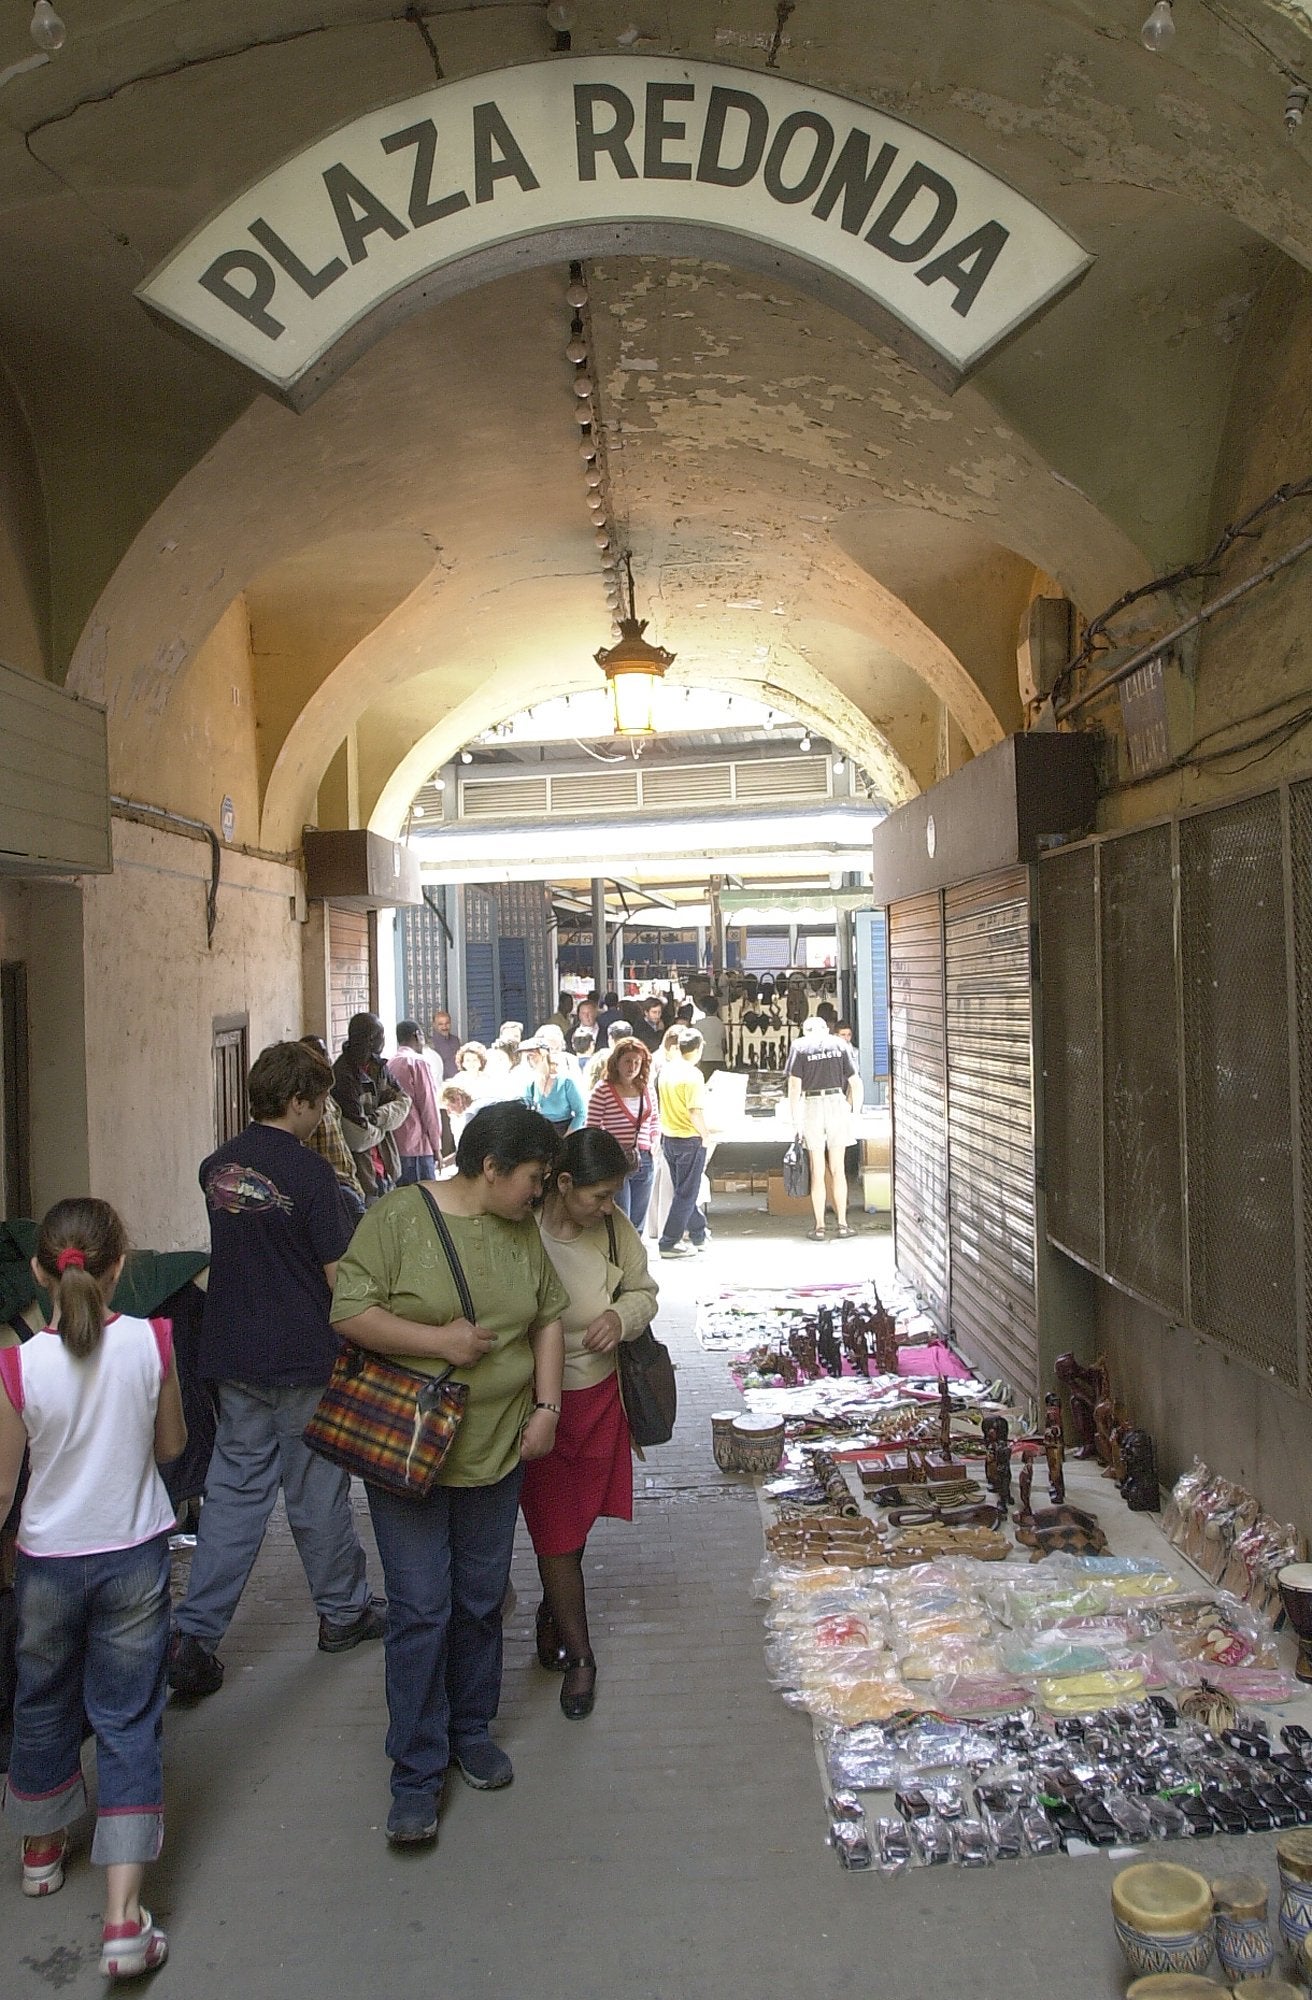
top-left (398, 898), bottom-right (448, 1028)
top-left (1288, 778), bottom-right (1312, 1396)
top-left (1180, 790), bottom-right (1297, 1383)
top-left (945, 870), bottom-right (1037, 1395)
top-left (890, 893), bottom-right (949, 1326)
top-left (1100, 824), bottom-right (1185, 1315)
top-left (1037, 845), bottom-right (1101, 1267)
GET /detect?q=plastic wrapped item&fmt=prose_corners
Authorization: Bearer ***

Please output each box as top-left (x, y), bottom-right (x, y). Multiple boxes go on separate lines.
top-left (892, 1716), bottom-right (1001, 1772)
top-left (974, 1786), bottom-right (1025, 1858)
top-left (789, 1651), bottom-right (926, 1726)
top-left (931, 1672), bottom-right (1035, 1717)
top-left (1019, 1802), bottom-right (1059, 1855)
top-left (906, 1813), bottom-right (953, 1865)
top-left (898, 1635), bottom-right (1002, 1683)
top-left (1154, 1591), bottom-right (1276, 1668)
top-left (1143, 1795), bottom-right (1189, 1840)
top-left (873, 1815), bottom-right (912, 1874)
top-left (827, 1792), bottom-right (873, 1869)
top-left (1163, 1458), bottom-right (1210, 1548)
top-left (1103, 1789), bottom-right (1154, 1843)
top-left (1203, 1663), bottom-right (1301, 1705)
top-left (1038, 1668), bottom-right (1147, 1713)
top-left (824, 1723), bottom-right (902, 1792)
top-left (951, 1817), bottom-right (994, 1867)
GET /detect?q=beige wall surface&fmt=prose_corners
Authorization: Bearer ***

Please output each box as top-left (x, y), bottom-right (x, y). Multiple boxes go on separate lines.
top-left (0, 364), bottom-right (49, 680)
top-left (81, 819), bottom-right (303, 1249)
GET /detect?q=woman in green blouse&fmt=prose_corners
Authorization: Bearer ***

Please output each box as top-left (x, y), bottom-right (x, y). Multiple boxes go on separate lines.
top-left (330, 1101), bottom-right (567, 1848)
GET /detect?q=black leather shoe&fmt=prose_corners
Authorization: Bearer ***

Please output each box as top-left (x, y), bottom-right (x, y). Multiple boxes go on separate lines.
top-left (535, 1603), bottom-right (567, 1672)
top-left (560, 1656), bottom-right (596, 1720)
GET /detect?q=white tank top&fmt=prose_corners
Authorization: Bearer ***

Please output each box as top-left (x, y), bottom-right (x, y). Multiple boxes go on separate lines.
top-left (0, 1313), bottom-right (177, 1558)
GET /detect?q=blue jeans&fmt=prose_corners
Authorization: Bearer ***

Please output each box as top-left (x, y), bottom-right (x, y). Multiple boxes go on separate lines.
top-left (4, 1536), bottom-right (170, 1864)
top-left (615, 1148), bottom-right (654, 1233)
top-left (398, 1155), bottom-right (435, 1185)
top-left (659, 1135), bottom-right (707, 1250)
top-left (365, 1465), bottom-right (524, 1809)
top-left (175, 1380), bottom-right (371, 1646)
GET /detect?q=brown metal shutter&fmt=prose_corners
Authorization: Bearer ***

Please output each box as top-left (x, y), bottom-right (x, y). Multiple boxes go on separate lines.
top-left (328, 907), bottom-right (370, 1053)
top-left (944, 868), bottom-right (1038, 1394)
top-left (890, 892), bottom-right (949, 1326)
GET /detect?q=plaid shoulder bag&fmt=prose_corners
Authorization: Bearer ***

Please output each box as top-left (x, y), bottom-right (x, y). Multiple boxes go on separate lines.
top-left (304, 1186), bottom-right (474, 1498)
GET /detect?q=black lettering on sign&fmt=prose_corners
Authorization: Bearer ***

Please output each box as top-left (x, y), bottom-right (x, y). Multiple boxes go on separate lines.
top-left (199, 249), bottom-right (285, 339)
top-left (644, 81), bottom-right (694, 180)
top-left (323, 163), bottom-right (408, 264)
top-left (574, 84), bottom-right (638, 180)
top-left (763, 111), bottom-right (834, 205)
top-left (812, 129), bottom-right (898, 235)
top-left (917, 220), bottom-right (1009, 316)
top-left (866, 162), bottom-right (957, 261)
top-left (696, 86), bottom-right (767, 186)
top-left (381, 120), bottom-right (471, 226)
top-left (248, 218), bottom-right (345, 299)
top-left (472, 102), bottom-right (540, 204)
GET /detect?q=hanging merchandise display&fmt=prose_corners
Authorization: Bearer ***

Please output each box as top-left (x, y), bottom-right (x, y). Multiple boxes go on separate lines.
top-left (705, 1282), bottom-right (1312, 1877)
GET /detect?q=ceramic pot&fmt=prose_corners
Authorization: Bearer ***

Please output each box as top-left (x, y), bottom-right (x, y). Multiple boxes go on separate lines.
top-left (1212, 1876), bottom-right (1274, 1982)
top-left (1277, 1829), bottom-right (1312, 1967)
top-left (730, 1414), bottom-right (786, 1477)
top-left (1113, 1863), bottom-right (1214, 1980)
top-left (710, 1411), bottom-right (741, 1472)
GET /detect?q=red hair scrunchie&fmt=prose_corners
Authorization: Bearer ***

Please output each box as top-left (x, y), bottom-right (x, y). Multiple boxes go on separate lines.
top-left (55, 1247), bottom-right (86, 1273)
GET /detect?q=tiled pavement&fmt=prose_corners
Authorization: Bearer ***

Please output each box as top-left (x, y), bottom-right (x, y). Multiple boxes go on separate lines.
top-left (8, 1201), bottom-right (1295, 1997)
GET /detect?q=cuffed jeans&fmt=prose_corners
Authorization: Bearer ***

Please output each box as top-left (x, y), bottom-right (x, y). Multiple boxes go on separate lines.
top-left (4, 1535), bottom-right (169, 1865)
top-left (615, 1147), bottom-right (654, 1233)
top-left (659, 1135), bottom-right (707, 1250)
top-left (365, 1465), bottom-right (524, 1809)
top-left (175, 1380), bottom-right (370, 1646)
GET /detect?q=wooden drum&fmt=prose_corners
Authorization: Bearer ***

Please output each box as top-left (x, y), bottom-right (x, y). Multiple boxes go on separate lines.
top-left (730, 1414), bottom-right (786, 1477)
top-left (1112, 1863), bottom-right (1215, 1980)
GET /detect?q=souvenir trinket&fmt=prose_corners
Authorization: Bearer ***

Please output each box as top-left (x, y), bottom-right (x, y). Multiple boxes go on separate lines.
top-left (1112, 1862), bottom-right (1215, 1979)
top-left (1054, 1351), bottom-right (1104, 1459)
top-left (730, 1414), bottom-right (786, 1477)
top-left (1211, 1875), bottom-right (1275, 1982)
top-left (1277, 1565), bottom-right (1312, 1684)
top-left (1120, 1429), bottom-right (1160, 1512)
top-left (1042, 1391), bottom-right (1065, 1502)
top-left (710, 1410), bottom-right (741, 1472)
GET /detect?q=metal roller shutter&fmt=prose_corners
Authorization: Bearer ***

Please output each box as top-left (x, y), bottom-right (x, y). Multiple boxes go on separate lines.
top-left (944, 868), bottom-right (1038, 1394)
top-left (890, 893), bottom-right (949, 1326)
top-left (329, 907), bottom-right (370, 1053)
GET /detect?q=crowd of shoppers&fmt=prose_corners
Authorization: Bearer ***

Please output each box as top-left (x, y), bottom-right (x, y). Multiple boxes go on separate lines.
top-left (0, 982), bottom-right (861, 1971)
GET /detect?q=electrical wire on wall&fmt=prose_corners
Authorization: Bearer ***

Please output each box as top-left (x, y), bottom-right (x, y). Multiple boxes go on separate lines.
top-left (1052, 470), bottom-right (1312, 709)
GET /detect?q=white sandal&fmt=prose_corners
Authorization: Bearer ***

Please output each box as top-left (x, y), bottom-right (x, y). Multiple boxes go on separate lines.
top-left (100, 1909), bottom-right (168, 1980)
top-left (21, 1834), bottom-right (67, 1897)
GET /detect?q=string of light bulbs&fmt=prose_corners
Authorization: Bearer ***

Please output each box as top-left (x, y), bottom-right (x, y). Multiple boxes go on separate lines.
top-left (1140, 0), bottom-right (1311, 137)
top-left (563, 259), bottom-right (623, 635)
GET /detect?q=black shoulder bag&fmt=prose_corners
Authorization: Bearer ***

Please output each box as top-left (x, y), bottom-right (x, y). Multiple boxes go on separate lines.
top-left (605, 1212), bottom-right (677, 1447)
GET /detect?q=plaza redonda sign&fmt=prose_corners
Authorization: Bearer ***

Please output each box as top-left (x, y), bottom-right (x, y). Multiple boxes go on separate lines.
top-left (139, 57), bottom-right (1092, 408)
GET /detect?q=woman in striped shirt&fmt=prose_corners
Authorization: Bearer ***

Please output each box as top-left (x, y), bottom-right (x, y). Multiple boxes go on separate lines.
top-left (586, 1038), bottom-right (658, 1231)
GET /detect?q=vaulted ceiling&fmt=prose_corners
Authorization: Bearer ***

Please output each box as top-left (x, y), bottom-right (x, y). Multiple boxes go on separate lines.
top-left (1, 0), bottom-right (1308, 837)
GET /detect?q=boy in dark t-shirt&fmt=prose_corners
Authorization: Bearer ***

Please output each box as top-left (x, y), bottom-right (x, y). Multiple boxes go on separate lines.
top-left (168, 1042), bottom-right (384, 1698)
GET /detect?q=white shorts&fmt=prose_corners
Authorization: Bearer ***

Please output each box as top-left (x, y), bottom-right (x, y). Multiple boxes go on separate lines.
top-left (801, 1091), bottom-right (852, 1152)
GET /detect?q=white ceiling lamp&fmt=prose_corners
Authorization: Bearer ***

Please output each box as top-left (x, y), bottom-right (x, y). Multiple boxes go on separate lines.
top-left (565, 335), bottom-right (587, 364)
top-left (595, 551), bottom-right (675, 736)
top-left (579, 440), bottom-right (596, 463)
top-left (566, 280), bottom-right (587, 308)
top-left (799, 733), bottom-right (812, 751)
top-left (460, 750), bottom-right (473, 764)
top-left (573, 373), bottom-right (593, 399)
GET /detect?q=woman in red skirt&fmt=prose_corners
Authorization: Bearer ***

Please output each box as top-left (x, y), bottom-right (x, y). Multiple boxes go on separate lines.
top-left (521, 1129), bottom-right (659, 1719)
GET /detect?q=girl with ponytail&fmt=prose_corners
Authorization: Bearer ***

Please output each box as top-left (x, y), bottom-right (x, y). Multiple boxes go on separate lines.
top-left (0, 1197), bottom-right (187, 1980)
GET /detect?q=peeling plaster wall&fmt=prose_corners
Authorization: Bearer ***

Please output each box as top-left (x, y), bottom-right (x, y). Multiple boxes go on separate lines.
top-left (81, 820), bottom-right (303, 1249)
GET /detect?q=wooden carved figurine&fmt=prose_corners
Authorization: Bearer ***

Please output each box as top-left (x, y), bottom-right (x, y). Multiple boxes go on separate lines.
top-left (1054, 1352), bottom-right (1105, 1460)
top-left (1093, 1375), bottom-right (1121, 1473)
top-left (937, 1375), bottom-right (953, 1457)
top-left (995, 1443), bottom-right (1013, 1513)
top-left (1119, 1429), bottom-right (1160, 1513)
top-left (816, 1307), bottom-right (843, 1379)
top-left (982, 1415), bottom-right (1010, 1510)
top-left (871, 1295), bottom-right (899, 1376)
top-left (788, 1327), bottom-right (818, 1379)
top-left (841, 1301), bottom-right (870, 1378)
top-left (1043, 1391), bottom-right (1066, 1504)
top-left (1017, 1452), bottom-right (1035, 1522)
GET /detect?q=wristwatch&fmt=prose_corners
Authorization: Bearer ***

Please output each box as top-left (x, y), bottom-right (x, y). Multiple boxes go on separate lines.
top-left (533, 1400), bottom-right (562, 1415)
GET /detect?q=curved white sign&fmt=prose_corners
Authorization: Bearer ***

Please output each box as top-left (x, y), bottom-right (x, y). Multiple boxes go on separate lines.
top-left (139, 57), bottom-right (1091, 407)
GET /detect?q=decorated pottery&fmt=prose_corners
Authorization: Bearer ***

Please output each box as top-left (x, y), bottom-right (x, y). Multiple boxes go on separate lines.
top-left (1231, 1981), bottom-right (1304, 2000)
top-left (730, 1414), bottom-right (786, 1477)
top-left (1112, 1863), bottom-right (1214, 1980)
top-left (1277, 1829), bottom-right (1312, 1966)
top-left (710, 1410), bottom-right (741, 1472)
top-left (1276, 1563), bottom-right (1312, 1683)
top-left (1124, 1980), bottom-right (1228, 1999)
top-left (1212, 1875), bottom-right (1275, 1982)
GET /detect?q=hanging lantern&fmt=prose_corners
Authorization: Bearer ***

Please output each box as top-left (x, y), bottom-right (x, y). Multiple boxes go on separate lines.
top-left (595, 553), bottom-right (675, 735)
